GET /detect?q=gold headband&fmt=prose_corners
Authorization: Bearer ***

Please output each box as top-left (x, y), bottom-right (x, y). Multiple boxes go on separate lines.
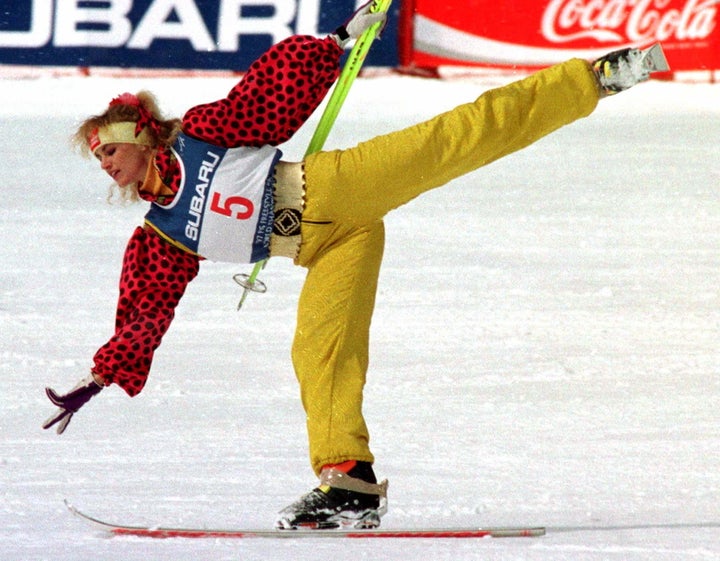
top-left (89, 122), bottom-right (154, 154)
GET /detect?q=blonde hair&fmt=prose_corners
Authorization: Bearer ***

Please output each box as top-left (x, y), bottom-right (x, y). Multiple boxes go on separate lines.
top-left (73, 91), bottom-right (182, 204)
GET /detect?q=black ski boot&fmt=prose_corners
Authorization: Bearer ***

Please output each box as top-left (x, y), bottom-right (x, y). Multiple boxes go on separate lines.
top-left (276, 461), bottom-right (388, 530)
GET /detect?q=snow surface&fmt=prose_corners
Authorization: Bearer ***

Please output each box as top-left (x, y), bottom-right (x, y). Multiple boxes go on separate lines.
top-left (1, 71), bottom-right (719, 560)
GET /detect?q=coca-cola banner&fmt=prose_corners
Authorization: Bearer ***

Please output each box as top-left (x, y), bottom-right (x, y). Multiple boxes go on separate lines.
top-left (401, 0), bottom-right (719, 71)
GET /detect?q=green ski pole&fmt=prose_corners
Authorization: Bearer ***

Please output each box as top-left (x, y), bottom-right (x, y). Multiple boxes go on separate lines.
top-left (305, 0), bottom-right (392, 155)
top-left (236, 0), bottom-right (392, 310)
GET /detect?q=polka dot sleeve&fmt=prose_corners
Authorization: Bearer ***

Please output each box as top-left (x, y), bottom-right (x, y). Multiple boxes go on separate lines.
top-left (181, 35), bottom-right (342, 147)
top-left (91, 227), bottom-right (200, 397)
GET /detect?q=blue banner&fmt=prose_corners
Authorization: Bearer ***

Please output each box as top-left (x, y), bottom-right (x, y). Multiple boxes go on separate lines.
top-left (0, 0), bottom-right (398, 70)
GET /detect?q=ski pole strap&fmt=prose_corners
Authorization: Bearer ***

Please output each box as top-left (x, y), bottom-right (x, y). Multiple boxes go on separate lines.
top-left (320, 468), bottom-right (389, 498)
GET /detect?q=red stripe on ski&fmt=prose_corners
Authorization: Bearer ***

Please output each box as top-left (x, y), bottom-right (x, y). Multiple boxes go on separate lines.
top-left (107, 526), bottom-right (544, 539)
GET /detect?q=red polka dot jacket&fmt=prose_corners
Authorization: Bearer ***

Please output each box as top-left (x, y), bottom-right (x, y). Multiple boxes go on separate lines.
top-left (91, 35), bottom-right (342, 397)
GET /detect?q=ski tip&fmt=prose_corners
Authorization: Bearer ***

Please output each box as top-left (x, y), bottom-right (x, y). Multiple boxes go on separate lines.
top-left (64, 499), bottom-right (88, 521)
top-left (645, 43), bottom-right (670, 73)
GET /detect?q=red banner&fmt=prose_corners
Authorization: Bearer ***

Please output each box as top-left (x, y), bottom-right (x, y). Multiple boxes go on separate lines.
top-left (401, 0), bottom-right (719, 72)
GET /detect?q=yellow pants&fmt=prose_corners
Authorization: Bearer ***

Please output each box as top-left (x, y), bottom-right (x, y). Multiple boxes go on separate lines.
top-left (294, 59), bottom-right (600, 474)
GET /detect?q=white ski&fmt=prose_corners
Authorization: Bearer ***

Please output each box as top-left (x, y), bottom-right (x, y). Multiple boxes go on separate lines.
top-left (65, 501), bottom-right (545, 539)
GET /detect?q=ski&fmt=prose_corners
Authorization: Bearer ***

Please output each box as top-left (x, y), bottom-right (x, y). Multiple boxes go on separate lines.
top-left (65, 501), bottom-right (545, 539)
top-left (641, 43), bottom-right (670, 73)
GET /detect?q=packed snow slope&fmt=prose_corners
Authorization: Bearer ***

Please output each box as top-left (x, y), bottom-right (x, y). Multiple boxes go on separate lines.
top-left (1, 71), bottom-right (719, 560)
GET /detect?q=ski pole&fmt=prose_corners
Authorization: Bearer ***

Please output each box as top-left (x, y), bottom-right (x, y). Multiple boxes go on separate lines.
top-left (236, 0), bottom-right (392, 310)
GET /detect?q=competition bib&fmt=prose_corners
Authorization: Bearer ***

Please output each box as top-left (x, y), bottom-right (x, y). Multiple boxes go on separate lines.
top-left (145, 133), bottom-right (281, 263)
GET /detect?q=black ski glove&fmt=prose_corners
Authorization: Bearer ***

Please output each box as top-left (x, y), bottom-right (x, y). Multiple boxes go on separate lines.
top-left (43, 373), bottom-right (104, 435)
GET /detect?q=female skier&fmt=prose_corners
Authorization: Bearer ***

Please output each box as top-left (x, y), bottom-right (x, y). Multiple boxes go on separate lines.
top-left (41, 2), bottom-right (667, 529)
